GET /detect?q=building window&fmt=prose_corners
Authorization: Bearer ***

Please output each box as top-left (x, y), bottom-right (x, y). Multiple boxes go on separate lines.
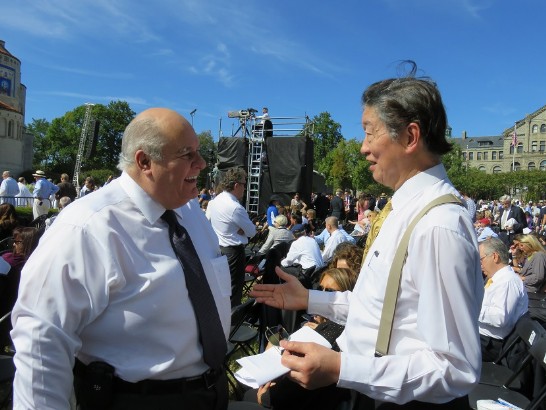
top-left (517, 143), bottom-right (523, 154)
top-left (532, 124), bottom-right (538, 133)
top-left (510, 145), bottom-right (514, 154)
top-left (511, 162), bottom-right (521, 171)
top-left (532, 141), bottom-right (538, 152)
top-left (483, 152), bottom-right (488, 160)
top-left (528, 162), bottom-right (536, 171)
top-left (492, 151), bottom-right (497, 160)
top-left (540, 141), bottom-right (546, 152)
top-left (541, 124), bottom-right (546, 133)
top-left (499, 151), bottom-right (504, 159)
top-left (463, 152), bottom-right (467, 161)
top-left (493, 166), bottom-right (502, 174)
top-left (477, 152), bottom-right (482, 160)
top-left (478, 166), bottom-right (486, 172)
top-left (540, 160), bottom-right (546, 171)
top-left (7, 120), bottom-right (13, 138)
top-left (469, 152), bottom-right (474, 160)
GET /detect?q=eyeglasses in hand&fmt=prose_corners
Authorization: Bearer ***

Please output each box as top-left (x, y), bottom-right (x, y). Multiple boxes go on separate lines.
top-left (265, 325), bottom-right (290, 353)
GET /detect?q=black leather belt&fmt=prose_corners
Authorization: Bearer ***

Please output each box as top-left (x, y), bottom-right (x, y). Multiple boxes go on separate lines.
top-left (113, 368), bottom-right (221, 394)
top-left (74, 359), bottom-right (221, 395)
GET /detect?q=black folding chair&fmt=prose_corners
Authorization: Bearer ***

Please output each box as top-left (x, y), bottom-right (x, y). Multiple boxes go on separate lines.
top-left (470, 316), bottom-right (546, 409)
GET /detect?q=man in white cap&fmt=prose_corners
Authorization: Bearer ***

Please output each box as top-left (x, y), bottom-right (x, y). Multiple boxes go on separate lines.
top-left (31, 170), bottom-right (59, 219)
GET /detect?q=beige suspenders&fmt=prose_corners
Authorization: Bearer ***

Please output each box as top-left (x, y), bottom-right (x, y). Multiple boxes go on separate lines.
top-left (374, 194), bottom-right (464, 357)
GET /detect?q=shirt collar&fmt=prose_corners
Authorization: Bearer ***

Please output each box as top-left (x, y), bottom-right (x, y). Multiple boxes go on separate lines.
top-left (391, 163), bottom-right (447, 211)
top-left (118, 172), bottom-right (172, 225)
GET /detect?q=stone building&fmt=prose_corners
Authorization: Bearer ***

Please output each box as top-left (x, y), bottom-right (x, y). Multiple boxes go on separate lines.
top-left (0, 39), bottom-right (33, 177)
top-left (453, 105), bottom-right (546, 173)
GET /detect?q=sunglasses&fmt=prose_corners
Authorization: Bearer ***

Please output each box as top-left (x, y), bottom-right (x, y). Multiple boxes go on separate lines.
top-left (265, 325), bottom-right (290, 353)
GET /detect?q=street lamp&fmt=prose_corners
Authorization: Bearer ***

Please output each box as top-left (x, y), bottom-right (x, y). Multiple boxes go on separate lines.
top-left (190, 109), bottom-right (197, 127)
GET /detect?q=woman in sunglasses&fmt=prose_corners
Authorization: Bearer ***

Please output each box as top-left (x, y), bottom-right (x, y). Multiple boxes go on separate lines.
top-left (514, 233), bottom-right (546, 293)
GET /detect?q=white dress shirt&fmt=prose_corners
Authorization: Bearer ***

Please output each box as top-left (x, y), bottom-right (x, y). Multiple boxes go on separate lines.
top-left (321, 229), bottom-right (347, 264)
top-left (11, 172), bottom-right (231, 410)
top-left (281, 236), bottom-right (325, 270)
top-left (479, 266), bottom-right (528, 339)
top-left (308, 164), bottom-right (483, 404)
top-left (207, 191), bottom-right (256, 247)
top-left (0, 177), bottom-right (20, 205)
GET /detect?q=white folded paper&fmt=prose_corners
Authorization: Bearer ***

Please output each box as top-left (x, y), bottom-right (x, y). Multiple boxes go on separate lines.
top-left (234, 326), bottom-right (332, 388)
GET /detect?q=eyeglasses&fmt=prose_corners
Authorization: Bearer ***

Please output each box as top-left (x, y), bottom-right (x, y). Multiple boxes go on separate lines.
top-left (265, 325), bottom-right (290, 353)
top-left (318, 285), bottom-right (337, 292)
top-left (480, 253), bottom-right (492, 261)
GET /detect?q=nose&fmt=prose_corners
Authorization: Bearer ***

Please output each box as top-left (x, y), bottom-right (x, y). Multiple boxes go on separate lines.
top-left (195, 152), bottom-right (207, 170)
top-left (360, 137), bottom-right (370, 156)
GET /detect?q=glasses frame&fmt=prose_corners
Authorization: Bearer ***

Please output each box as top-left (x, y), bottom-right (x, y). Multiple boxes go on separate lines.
top-left (265, 325), bottom-right (290, 353)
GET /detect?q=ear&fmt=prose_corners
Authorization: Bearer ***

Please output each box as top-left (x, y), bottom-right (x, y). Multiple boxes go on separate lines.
top-left (403, 122), bottom-right (422, 153)
top-left (135, 150), bottom-right (152, 173)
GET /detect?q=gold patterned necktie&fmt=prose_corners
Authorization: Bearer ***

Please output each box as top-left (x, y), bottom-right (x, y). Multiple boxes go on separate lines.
top-left (362, 199), bottom-right (393, 263)
top-left (484, 278), bottom-right (493, 288)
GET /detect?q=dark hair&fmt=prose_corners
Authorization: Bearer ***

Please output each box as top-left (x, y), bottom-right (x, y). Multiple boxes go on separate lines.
top-left (12, 227), bottom-right (41, 261)
top-left (220, 168), bottom-right (247, 192)
top-left (330, 242), bottom-right (363, 273)
top-left (0, 203), bottom-right (18, 232)
top-left (361, 61), bottom-right (452, 156)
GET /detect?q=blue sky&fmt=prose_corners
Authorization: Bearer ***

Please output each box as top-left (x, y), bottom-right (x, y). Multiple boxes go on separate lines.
top-left (3, 0), bottom-right (546, 142)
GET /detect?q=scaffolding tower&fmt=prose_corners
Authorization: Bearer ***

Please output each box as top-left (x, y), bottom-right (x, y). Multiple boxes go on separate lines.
top-left (72, 103), bottom-right (95, 192)
top-left (225, 110), bottom-right (314, 215)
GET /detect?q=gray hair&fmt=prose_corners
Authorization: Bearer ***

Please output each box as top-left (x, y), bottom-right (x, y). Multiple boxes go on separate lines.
top-left (59, 196), bottom-right (72, 209)
top-left (499, 195), bottom-right (511, 203)
top-left (117, 117), bottom-right (166, 171)
top-left (479, 237), bottom-right (509, 265)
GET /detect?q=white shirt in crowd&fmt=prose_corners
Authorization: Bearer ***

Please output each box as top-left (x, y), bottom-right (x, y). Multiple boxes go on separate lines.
top-left (206, 191), bottom-right (256, 247)
top-left (281, 236), bottom-right (325, 270)
top-left (479, 265), bottom-right (528, 340)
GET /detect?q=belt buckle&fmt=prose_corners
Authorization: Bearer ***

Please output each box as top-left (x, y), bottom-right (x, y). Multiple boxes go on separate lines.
top-left (202, 369), bottom-right (217, 390)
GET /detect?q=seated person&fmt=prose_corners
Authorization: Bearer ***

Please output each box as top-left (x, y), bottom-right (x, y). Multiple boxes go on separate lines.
top-left (313, 220), bottom-right (356, 246)
top-left (281, 225), bottom-right (324, 289)
top-left (0, 227), bottom-right (41, 349)
top-left (330, 242), bottom-right (364, 273)
top-left (266, 196), bottom-right (281, 228)
top-left (247, 267), bottom-right (357, 410)
top-left (476, 217), bottom-right (498, 243)
top-left (321, 217), bottom-right (349, 265)
top-left (0, 203), bottom-right (19, 242)
top-left (258, 215), bottom-right (294, 255)
top-left (288, 212), bottom-right (304, 233)
top-left (515, 233), bottom-right (546, 293)
top-left (304, 209), bottom-right (318, 233)
top-left (478, 237), bottom-right (528, 362)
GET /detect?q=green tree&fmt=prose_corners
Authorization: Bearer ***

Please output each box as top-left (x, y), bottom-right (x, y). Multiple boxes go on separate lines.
top-left (311, 112), bottom-right (344, 172)
top-left (27, 118), bottom-right (51, 168)
top-left (197, 130), bottom-right (216, 189)
top-left (28, 101), bottom-right (135, 179)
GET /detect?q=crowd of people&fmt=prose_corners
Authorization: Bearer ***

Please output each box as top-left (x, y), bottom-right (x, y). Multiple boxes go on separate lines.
top-left (0, 62), bottom-right (545, 410)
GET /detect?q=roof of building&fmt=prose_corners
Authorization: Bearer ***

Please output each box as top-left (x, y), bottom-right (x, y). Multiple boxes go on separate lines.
top-left (0, 100), bottom-right (20, 114)
top-left (0, 40), bottom-right (19, 62)
top-left (452, 135), bottom-right (504, 149)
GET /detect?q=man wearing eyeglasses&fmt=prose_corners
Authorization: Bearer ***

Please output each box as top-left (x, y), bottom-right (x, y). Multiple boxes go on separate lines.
top-left (252, 62), bottom-right (483, 409)
top-left (478, 237), bottom-right (528, 362)
top-left (207, 167), bottom-right (256, 307)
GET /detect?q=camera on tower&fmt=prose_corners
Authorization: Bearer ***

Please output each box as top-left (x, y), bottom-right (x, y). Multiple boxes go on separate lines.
top-left (227, 108), bottom-right (258, 119)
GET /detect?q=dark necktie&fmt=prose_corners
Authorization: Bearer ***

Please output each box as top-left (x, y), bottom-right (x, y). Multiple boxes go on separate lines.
top-left (161, 210), bottom-right (227, 371)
